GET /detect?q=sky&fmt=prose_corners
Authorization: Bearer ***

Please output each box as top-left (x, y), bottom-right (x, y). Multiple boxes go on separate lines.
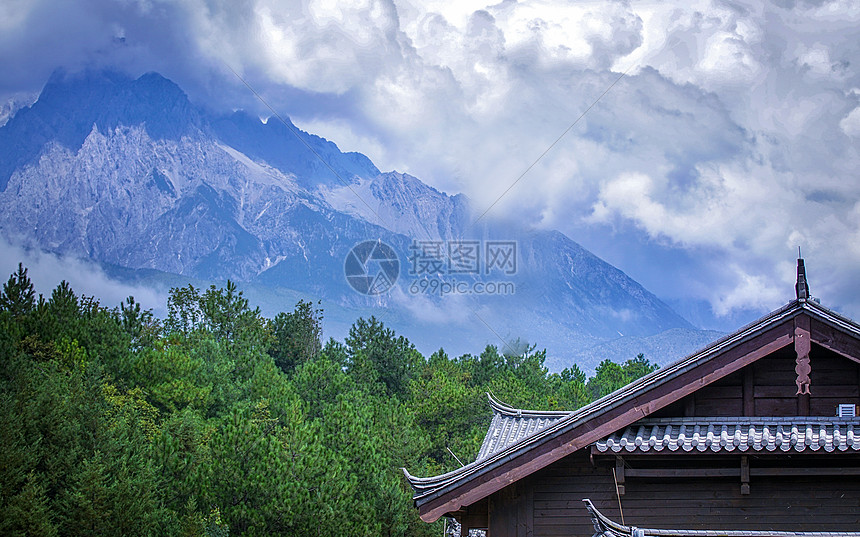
top-left (1, 0), bottom-right (859, 330)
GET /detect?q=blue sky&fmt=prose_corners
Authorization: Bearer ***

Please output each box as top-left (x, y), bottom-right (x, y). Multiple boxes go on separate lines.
top-left (1, 0), bottom-right (859, 330)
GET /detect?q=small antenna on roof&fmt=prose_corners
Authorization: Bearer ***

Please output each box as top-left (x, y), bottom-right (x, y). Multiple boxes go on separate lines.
top-left (446, 446), bottom-right (464, 467)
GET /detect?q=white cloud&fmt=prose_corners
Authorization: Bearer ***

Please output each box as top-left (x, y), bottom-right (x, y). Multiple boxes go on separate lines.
top-left (0, 236), bottom-right (167, 317)
top-left (491, 1), bottom-right (643, 69)
top-left (841, 106), bottom-right (860, 137)
top-left (0, 0), bottom-right (34, 33)
top-left (712, 264), bottom-right (784, 317)
top-left (249, 0), bottom-right (406, 94)
top-left (589, 163), bottom-right (789, 252)
top-left (388, 283), bottom-right (472, 325)
top-left (696, 29), bottom-right (762, 86)
top-left (2, 0), bottom-right (860, 323)
top-left (800, 0), bottom-right (860, 23)
top-left (796, 42), bottom-right (833, 77)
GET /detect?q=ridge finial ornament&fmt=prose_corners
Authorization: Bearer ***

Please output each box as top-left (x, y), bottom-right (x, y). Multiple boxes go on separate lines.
top-left (795, 253), bottom-right (809, 300)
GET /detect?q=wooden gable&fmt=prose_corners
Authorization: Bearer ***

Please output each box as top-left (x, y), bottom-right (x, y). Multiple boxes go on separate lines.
top-left (652, 337), bottom-right (860, 419)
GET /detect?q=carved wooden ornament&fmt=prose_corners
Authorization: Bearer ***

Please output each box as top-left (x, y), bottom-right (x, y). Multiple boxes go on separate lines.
top-left (795, 326), bottom-right (811, 395)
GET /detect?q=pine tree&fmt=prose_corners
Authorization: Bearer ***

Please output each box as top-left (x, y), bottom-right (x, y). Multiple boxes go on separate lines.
top-left (346, 316), bottom-right (421, 399)
top-left (0, 263), bottom-right (36, 317)
top-left (1, 472), bottom-right (58, 537)
top-left (268, 300), bottom-right (323, 374)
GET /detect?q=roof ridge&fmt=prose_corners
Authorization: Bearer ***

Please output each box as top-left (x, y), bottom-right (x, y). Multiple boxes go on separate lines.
top-left (486, 392), bottom-right (571, 419)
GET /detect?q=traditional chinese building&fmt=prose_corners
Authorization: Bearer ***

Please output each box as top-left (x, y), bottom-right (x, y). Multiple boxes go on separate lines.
top-left (404, 259), bottom-right (860, 536)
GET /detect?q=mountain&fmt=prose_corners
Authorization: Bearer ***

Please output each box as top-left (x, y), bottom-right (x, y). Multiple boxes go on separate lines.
top-left (0, 69), bottom-right (709, 371)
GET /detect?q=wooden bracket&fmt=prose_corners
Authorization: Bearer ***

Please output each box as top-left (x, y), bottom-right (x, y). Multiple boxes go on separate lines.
top-left (741, 456), bottom-right (750, 495)
top-left (615, 456), bottom-right (626, 496)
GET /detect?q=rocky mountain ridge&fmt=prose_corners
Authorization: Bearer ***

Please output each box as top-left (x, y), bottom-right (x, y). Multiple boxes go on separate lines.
top-left (0, 69), bottom-right (709, 370)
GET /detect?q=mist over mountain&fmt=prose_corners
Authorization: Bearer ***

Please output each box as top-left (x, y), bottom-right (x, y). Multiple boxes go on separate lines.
top-left (0, 69), bottom-right (712, 371)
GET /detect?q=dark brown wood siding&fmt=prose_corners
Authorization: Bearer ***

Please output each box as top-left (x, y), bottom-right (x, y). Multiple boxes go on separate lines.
top-left (652, 344), bottom-right (860, 419)
top-left (523, 451), bottom-right (618, 537)
top-left (510, 450), bottom-right (860, 537)
top-left (806, 345), bottom-right (860, 415)
top-left (618, 473), bottom-right (860, 531)
top-left (752, 347), bottom-right (803, 415)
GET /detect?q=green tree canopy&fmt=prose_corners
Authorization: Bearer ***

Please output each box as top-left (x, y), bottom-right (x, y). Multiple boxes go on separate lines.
top-left (0, 264), bottom-right (661, 537)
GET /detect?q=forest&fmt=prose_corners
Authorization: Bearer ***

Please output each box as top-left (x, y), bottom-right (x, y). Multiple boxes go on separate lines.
top-left (0, 263), bottom-right (657, 536)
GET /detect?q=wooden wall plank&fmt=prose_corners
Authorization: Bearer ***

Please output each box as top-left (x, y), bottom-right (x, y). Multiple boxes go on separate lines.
top-left (753, 385), bottom-right (796, 397)
top-left (517, 482), bottom-right (528, 537)
top-left (529, 456), bottom-right (860, 537)
top-left (694, 399), bottom-right (743, 415)
top-left (697, 386), bottom-right (744, 399)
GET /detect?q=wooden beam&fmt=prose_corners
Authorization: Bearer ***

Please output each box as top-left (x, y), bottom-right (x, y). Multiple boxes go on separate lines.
top-left (598, 466), bottom-right (860, 478)
top-left (795, 315), bottom-right (813, 414)
top-left (810, 318), bottom-right (860, 365)
top-left (459, 519), bottom-right (478, 534)
top-left (753, 386), bottom-right (795, 397)
top-left (457, 513), bottom-right (488, 531)
top-left (645, 324), bottom-right (794, 410)
top-left (750, 467), bottom-right (860, 476)
top-left (516, 481), bottom-right (532, 537)
top-left (625, 468), bottom-right (741, 478)
top-left (488, 484), bottom-right (517, 537)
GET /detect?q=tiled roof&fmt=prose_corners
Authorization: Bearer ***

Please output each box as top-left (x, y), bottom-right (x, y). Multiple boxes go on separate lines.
top-left (595, 417), bottom-right (860, 454)
top-left (476, 394), bottom-right (570, 461)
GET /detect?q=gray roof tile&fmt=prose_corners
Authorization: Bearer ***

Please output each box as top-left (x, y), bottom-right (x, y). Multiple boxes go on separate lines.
top-left (594, 417), bottom-right (860, 454)
top-left (476, 394), bottom-right (570, 461)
